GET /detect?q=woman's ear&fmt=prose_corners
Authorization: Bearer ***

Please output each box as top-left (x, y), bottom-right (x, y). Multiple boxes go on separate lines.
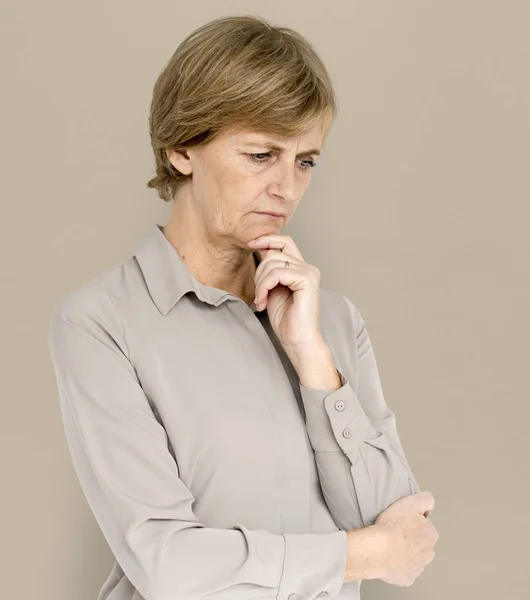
top-left (167, 148), bottom-right (193, 175)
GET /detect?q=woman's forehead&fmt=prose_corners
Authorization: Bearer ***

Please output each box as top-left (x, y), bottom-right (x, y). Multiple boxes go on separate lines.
top-left (224, 124), bottom-right (325, 151)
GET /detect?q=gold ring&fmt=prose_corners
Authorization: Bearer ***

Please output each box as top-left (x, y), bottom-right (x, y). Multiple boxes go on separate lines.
top-left (285, 260), bottom-right (290, 268)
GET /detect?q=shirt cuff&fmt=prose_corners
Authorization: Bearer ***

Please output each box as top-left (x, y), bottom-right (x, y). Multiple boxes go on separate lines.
top-left (299, 368), bottom-right (378, 453)
top-left (278, 528), bottom-right (348, 600)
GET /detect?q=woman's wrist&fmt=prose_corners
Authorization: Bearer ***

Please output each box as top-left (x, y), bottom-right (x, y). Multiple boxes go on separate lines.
top-left (344, 525), bottom-right (387, 582)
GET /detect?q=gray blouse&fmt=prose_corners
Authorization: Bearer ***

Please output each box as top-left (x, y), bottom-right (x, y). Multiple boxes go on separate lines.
top-left (48, 223), bottom-right (420, 600)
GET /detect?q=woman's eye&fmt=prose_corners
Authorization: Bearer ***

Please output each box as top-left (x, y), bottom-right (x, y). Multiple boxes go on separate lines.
top-left (250, 153), bottom-right (272, 162)
top-left (249, 153), bottom-right (317, 170)
top-left (300, 159), bottom-right (317, 169)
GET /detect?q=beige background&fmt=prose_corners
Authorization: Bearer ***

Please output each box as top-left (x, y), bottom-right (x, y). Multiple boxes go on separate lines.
top-left (2, 1), bottom-right (529, 599)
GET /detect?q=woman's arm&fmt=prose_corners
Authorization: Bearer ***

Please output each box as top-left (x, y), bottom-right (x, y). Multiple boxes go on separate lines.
top-left (48, 286), bottom-right (350, 600)
top-left (295, 294), bottom-right (421, 531)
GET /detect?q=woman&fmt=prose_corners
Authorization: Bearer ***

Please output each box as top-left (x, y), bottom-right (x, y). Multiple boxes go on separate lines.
top-left (48, 15), bottom-right (435, 600)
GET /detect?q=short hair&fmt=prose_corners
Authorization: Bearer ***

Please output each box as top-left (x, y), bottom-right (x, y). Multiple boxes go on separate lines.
top-left (146, 14), bottom-right (338, 202)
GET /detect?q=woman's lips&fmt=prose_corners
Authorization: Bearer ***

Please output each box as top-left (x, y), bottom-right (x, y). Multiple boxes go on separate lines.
top-left (254, 212), bottom-right (284, 220)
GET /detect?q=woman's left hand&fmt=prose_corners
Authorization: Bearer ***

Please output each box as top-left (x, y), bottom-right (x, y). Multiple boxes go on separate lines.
top-left (248, 234), bottom-right (325, 350)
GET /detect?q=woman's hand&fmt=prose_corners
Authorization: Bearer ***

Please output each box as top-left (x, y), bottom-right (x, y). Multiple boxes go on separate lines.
top-left (248, 234), bottom-right (324, 349)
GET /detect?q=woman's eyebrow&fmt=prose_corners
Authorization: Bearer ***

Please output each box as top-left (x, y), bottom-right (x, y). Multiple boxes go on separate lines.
top-left (244, 141), bottom-right (320, 156)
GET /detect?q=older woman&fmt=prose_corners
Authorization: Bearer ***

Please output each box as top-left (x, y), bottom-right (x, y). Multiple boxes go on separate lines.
top-left (48, 15), bottom-right (437, 600)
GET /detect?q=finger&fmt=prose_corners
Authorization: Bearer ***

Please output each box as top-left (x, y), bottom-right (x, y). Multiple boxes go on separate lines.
top-left (413, 491), bottom-right (435, 515)
top-left (254, 250), bottom-right (302, 280)
top-left (248, 234), bottom-right (304, 261)
top-left (254, 264), bottom-right (307, 306)
top-left (255, 267), bottom-right (303, 306)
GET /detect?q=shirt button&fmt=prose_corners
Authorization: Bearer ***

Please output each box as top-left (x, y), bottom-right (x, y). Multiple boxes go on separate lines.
top-left (334, 400), bottom-right (345, 411)
top-left (288, 594), bottom-right (299, 600)
top-left (342, 428), bottom-right (352, 438)
top-left (317, 592), bottom-right (329, 597)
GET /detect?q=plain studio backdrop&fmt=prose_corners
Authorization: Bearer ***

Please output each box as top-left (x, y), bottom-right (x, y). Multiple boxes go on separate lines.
top-left (1, 1), bottom-right (529, 599)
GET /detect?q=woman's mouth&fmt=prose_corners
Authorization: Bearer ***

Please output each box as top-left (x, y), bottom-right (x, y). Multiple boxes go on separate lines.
top-left (254, 212), bottom-right (284, 220)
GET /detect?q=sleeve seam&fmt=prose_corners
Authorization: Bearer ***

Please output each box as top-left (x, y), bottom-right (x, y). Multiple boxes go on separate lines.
top-left (100, 287), bottom-right (132, 362)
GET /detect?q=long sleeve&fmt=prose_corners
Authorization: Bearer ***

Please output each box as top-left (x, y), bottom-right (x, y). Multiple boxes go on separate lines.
top-left (48, 288), bottom-right (349, 600)
top-left (299, 295), bottom-right (420, 531)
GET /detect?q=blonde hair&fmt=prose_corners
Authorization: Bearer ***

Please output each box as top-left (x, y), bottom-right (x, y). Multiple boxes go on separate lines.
top-left (146, 14), bottom-right (338, 202)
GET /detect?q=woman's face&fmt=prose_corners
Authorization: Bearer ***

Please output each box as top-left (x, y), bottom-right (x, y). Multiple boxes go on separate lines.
top-left (166, 122), bottom-right (326, 248)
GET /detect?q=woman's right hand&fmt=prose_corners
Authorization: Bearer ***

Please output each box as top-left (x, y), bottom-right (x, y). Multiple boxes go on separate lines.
top-left (371, 491), bottom-right (439, 587)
